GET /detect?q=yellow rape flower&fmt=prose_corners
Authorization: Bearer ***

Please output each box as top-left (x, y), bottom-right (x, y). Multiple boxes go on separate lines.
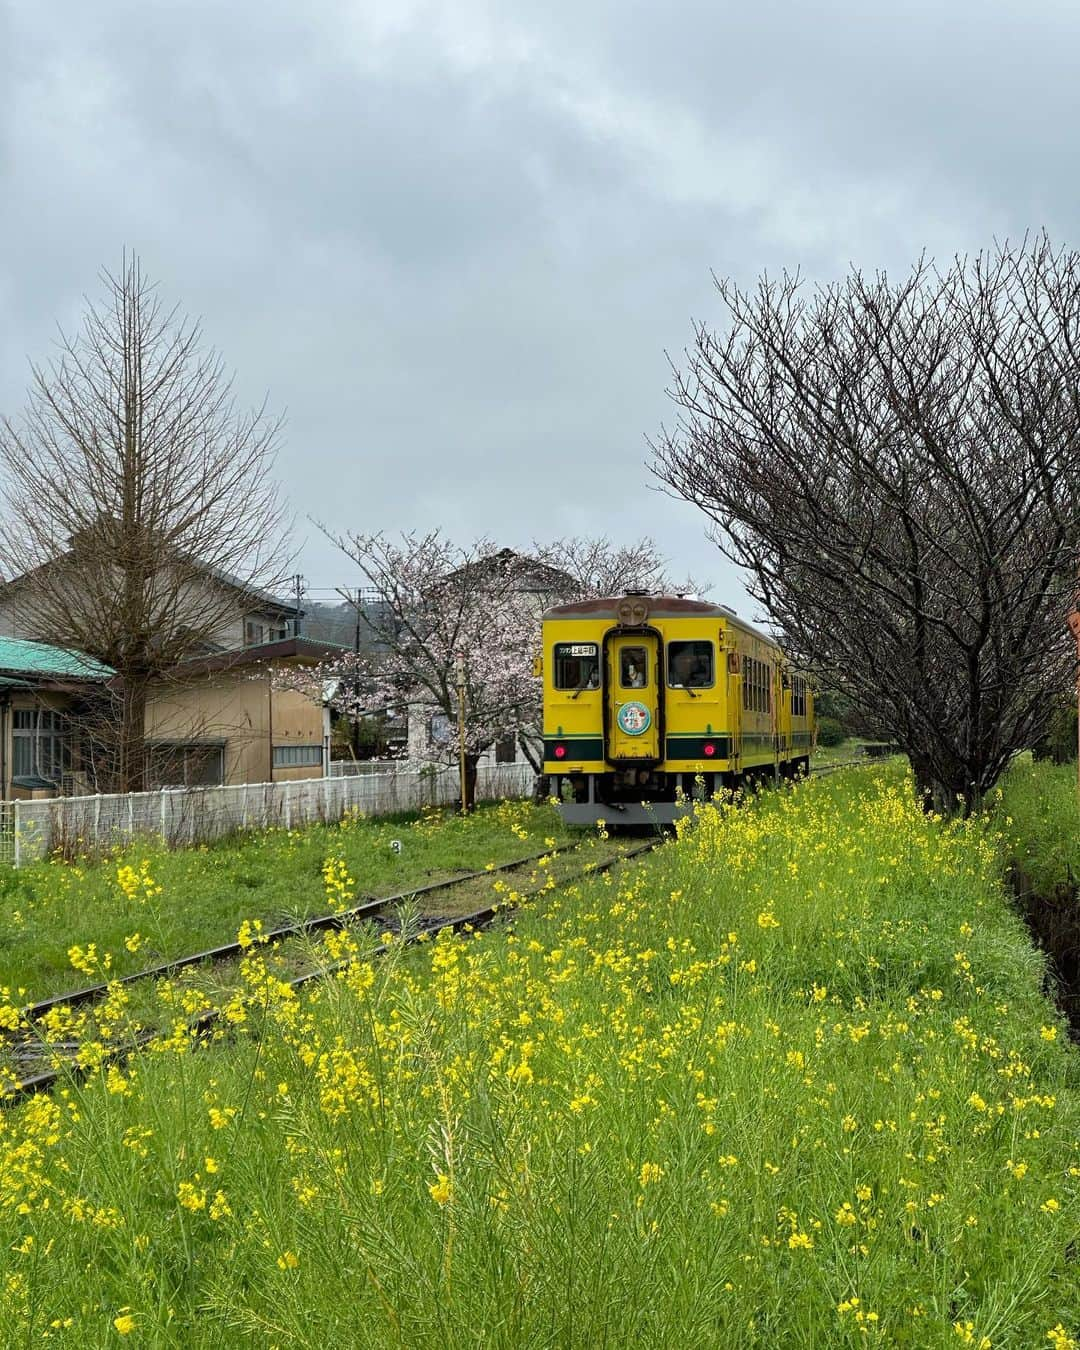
top-left (113, 1313), bottom-right (137, 1336)
top-left (639, 1162), bottom-right (665, 1187)
top-left (429, 1173), bottom-right (453, 1206)
top-left (177, 1182), bottom-right (207, 1212)
top-left (209, 1191), bottom-right (232, 1221)
top-left (953, 1322), bottom-right (991, 1349)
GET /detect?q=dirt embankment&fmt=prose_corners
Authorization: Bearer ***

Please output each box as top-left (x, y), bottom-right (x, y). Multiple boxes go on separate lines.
top-left (1008, 860), bottom-right (1080, 1037)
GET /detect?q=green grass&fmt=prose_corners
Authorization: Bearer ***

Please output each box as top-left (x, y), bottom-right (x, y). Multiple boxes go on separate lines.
top-left (810, 736), bottom-right (869, 765)
top-left (997, 754), bottom-right (1080, 897)
top-left (0, 799), bottom-right (579, 1003)
top-left (1, 767), bottom-right (1079, 1345)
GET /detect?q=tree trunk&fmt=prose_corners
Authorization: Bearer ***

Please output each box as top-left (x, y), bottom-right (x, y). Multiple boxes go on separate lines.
top-left (118, 680), bottom-right (148, 793)
top-left (910, 757), bottom-right (957, 817)
top-left (463, 752), bottom-right (480, 813)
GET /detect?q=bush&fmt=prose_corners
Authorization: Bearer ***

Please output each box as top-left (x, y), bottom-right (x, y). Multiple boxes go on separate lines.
top-left (1031, 698), bottom-right (1078, 764)
top-left (816, 715), bottom-right (844, 747)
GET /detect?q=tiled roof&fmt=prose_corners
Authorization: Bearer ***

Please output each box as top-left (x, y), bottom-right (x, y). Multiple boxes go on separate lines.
top-left (0, 638), bottom-right (114, 681)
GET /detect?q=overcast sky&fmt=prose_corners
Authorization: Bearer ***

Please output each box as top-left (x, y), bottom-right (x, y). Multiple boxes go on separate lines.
top-left (2, 1), bottom-right (1076, 616)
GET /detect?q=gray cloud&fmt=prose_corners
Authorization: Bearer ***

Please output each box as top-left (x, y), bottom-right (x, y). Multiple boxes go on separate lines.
top-left (2, 0), bottom-right (1074, 613)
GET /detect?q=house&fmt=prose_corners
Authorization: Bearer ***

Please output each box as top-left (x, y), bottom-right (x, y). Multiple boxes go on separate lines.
top-left (0, 559), bottom-right (301, 657)
top-left (0, 638), bottom-right (115, 799)
top-left (144, 636), bottom-right (343, 787)
top-left (0, 553), bottom-right (336, 794)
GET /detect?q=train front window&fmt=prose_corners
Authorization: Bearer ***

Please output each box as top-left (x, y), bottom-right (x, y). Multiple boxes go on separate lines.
top-left (553, 642), bottom-right (600, 691)
top-left (619, 647), bottom-right (648, 688)
top-left (668, 640), bottom-right (714, 689)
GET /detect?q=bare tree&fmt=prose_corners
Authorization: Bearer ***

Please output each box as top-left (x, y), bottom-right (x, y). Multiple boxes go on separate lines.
top-left (0, 255), bottom-right (289, 790)
top-left (652, 235), bottom-right (1080, 813)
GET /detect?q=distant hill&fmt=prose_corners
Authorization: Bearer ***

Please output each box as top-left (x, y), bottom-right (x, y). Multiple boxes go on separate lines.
top-left (302, 599), bottom-right (391, 654)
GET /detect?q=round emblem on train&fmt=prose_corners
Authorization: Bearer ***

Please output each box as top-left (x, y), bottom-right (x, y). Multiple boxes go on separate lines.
top-left (616, 701), bottom-right (652, 735)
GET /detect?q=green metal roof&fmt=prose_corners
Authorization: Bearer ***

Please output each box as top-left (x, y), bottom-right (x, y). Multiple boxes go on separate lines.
top-left (0, 638), bottom-right (114, 681)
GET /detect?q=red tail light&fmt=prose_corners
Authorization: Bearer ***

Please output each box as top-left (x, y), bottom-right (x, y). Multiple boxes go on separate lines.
top-left (703, 742), bottom-right (716, 757)
top-left (554, 744), bottom-right (567, 759)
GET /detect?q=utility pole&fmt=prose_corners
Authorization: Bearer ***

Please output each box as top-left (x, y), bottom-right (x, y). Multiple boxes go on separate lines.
top-left (455, 651), bottom-right (467, 813)
top-left (293, 574), bottom-right (304, 637)
top-left (352, 590), bottom-right (363, 760)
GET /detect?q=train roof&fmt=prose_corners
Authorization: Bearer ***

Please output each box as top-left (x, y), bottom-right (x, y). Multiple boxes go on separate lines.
top-left (542, 594), bottom-right (782, 646)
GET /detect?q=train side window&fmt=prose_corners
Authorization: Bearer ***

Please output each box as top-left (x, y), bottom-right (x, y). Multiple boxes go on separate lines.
top-left (619, 647), bottom-right (648, 688)
top-left (743, 656), bottom-right (773, 712)
top-left (553, 642), bottom-right (600, 691)
top-left (669, 640), bottom-right (714, 689)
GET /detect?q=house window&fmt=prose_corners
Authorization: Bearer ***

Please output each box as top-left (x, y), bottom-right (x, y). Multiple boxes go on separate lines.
top-left (147, 743), bottom-right (225, 788)
top-left (429, 713), bottom-right (453, 747)
top-left (272, 744), bottom-right (323, 768)
top-left (495, 736), bottom-right (516, 763)
top-left (12, 709), bottom-right (70, 782)
top-left (244, 620), bottom-right (265, 646)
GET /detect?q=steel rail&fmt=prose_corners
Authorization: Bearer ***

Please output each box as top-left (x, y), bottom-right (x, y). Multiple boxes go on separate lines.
top-left (5, 839), bottom-right (662, 1104)
top-left (4, 761), bottom-right (876, 1102)
top-left (15, 763), bottom-right (864, 1028)
top-left (14, 843), bottom-right (578, 1026)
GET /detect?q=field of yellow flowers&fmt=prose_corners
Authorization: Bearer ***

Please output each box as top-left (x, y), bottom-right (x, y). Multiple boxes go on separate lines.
top-left (0, 767), bottom-right (1078, 1346)
top-left (0, 800), bottom-right (577, 1003)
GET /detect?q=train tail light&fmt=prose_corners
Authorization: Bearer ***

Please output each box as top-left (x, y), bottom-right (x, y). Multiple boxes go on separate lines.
top-left (703, 742), bottom-right (716, 757)
top-left (554, 744), bottom-right (567, 759)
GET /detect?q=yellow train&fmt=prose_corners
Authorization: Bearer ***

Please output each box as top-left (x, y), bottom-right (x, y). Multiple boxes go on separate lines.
top-left (540, 593), bottom-right (814, 825)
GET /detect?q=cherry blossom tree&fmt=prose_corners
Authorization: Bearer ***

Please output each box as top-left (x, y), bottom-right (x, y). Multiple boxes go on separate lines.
top-left (293, 530), bottom-right (694, 808)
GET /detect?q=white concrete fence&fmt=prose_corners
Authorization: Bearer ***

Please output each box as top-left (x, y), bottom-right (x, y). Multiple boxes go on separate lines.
top-left (0, 762), bottom-right (536, 867)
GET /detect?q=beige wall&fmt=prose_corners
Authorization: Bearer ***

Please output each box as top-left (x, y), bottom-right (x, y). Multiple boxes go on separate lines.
top-left (145, 668), bottom-right (326, 786)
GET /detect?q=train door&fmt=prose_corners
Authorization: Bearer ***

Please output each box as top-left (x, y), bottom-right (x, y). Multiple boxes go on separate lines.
top-left (606, 633), bottom-right (660, 762)
top-left (771, 662), bottom-right (781, 776)
top-left (727, 646), bottom-right (742, 768)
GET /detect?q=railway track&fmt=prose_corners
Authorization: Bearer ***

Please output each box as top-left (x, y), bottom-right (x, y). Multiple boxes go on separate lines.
top-left (3, 759), bottom-right (871, 1105)
top-left (14, 842), bottom-right (582, 1027)
top-left (3, 837), bottom-right (660, 1104)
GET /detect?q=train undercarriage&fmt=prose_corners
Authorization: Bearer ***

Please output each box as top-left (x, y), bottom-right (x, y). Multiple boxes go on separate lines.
top-left (547, 760), bottom-right (811, 827)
